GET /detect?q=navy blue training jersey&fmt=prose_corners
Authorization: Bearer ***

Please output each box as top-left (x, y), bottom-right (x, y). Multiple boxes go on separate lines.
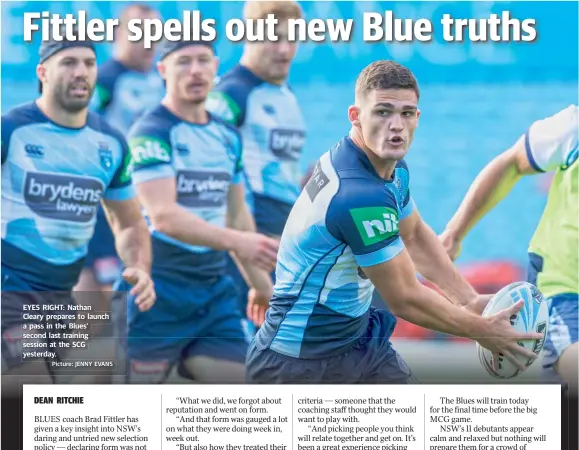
top-left (90, 59), bottom-right (164, 135)
top-left (254, 137), bottom-right (416, 359)
top-left (206, 64), bottom-right (307, 235)
top-left (1, 102), bottom-right (135, 290)
top-left (127, 105), bottom-right (243, 283)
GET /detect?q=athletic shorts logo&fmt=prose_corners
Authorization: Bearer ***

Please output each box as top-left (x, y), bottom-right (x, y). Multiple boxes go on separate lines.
top-left (350, 206), bottom-right (399, 246)
top-left (24, 172), bottom-right (104, 223)
top-left (269, 129), bottom-right (305, 161)
top-left (176, 170), bottom-right (231, 208)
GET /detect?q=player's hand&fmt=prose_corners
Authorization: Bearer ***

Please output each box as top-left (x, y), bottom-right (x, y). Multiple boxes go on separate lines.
top-left (122, 267), bottom-right (156, 312)
top-left (234, 233), bottom-right (279, 272)
top-left (247, 288), bottom-right (270, 327)
top-left (439, 230), bottom-right (462, 261)
top-left (475, 299), bottom-right (544, 372)
top-left (464, 294), bottom-right (493, 316)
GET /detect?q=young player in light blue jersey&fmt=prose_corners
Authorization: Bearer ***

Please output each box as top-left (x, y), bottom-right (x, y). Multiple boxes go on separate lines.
top-left (206, 1), bottom-right (306, 328)
top-left (246, 61), bottom-right (543, 384)
top-left (78, 4), bottom-right (165, 298)
top-left (1, 35), bottom-right (155, 393)
top-left (120, 37), bottom-right (278, 384)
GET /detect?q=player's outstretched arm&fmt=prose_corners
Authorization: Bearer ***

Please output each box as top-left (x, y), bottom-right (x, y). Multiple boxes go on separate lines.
top-left (226, 183), bottom-right (275, 325)
top-left (440, 136), bottom-right (536, 260)
top-left (363, 251), bottom-right (542, 370)
top-left (441, 105), bottom-right (578, 260)
top-left (102, 197), bottom-right (155, 311)
top-left (134, 177), bottom-right (278, 273)
top-left (226, 183), bottom-right (276, 294)
top-left (400, 208), bottom-right (488, 313)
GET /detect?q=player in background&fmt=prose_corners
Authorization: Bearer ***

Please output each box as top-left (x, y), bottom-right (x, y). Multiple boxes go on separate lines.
top-left (439, 105), bottom-right (578, 395)
top-left (121, 37), bottom-right (278, 384)
top-left (76, 3), bottom-right (164, 304)
top-left (0, 35), bottom-right (155, 394)
top-left (206, 1), bottom-right (306, 329)
top-left (246, 60), bottom-right (543, 384)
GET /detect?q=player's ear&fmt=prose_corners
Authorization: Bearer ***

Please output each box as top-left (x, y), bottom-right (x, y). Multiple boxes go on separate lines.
top-left (416, 108), bottom-right (421, 125)
top-left (348, 105), bottom-right (361, 128)
top-left (212, 55), bottom-right (220, 74)
top-left (156, 61), bottom-right (166, 79)
top-left (36, 64), bottom-right (47, 86)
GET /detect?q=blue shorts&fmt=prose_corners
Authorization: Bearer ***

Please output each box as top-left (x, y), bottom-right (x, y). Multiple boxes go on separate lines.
top-left (84, 207), bottom-right (121, 285)
top-left (246, 307), bottom-right (417, 384)
top-left (542, 293), bottom-right (578, 374)
top-left (122, 274), bottom-right (250, 383)
top-left (1, 267), bottom-right (76, 375)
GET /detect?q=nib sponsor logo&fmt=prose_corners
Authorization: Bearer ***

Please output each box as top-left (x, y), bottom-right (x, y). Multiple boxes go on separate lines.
top-left (24, 173), bottom-right (104, 223)
top-left (269, 129), bottom-right (305, 161)
top-left (176, 170), bottom-right (231, 207)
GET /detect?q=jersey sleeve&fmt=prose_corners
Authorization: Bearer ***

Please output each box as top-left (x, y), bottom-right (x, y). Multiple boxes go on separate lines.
top-left (126, 119), bottom-right (175, 185)
top-left (89, 61), bottom-right (122, 114)
top-left (104, 136), bottom-right (136, 201)
top-left (525, 105), bottom-right (579, 172)
top-left (327, 179), bottom-right (405, 268)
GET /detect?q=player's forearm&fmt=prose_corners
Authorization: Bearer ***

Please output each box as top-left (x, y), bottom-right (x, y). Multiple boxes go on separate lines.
top-left (387, 282), bottom-right (486, 339)
top-left (114, 219), bottom-right (152, 273)
top-left (231, 253), bottom-right (274, 297)
top-left (445, 150), bottom-right (522, 241)
top-left (227, 202), bottom-right (256, 233)
top-left (152, 205), bottom-right (243, 252)
top-left (405, 221), bottom-right (477, 305)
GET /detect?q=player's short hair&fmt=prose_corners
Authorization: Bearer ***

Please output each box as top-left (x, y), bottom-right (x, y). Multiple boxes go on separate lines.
top-left (355, 60), bottom-right (420, 102)
top-left (243, 1), bottom-right (303, 21)
top-left (119, 3), bottom-right (158, 24)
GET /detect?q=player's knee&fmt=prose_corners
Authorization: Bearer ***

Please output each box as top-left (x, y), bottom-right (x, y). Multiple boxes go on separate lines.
top-left (183, 355), bottom-right (245, 383)
top-left (555, 342), bottom-right (579, 393)
top-left (127, 359), bottom-right (172, 384)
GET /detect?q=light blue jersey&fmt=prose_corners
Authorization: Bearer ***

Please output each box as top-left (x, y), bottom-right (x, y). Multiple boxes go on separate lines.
top-left (206, 64), bottom-right (306, 235)
top-left (90, 59), bottom-right (164, 134)
top-left (1, 102), bottom-right (135, 290)
top-left (254, 137), bottom-right (415, 359)
top-left (127, 105), bottom-right (243, 283)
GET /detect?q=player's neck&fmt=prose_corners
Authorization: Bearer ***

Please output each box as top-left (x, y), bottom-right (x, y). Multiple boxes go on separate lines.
top-left (240, 58), bottom-right (285, 86)
top-left (114, 52), bottom-right (149, 73)
top-left (35, 97), bottom-right (87, 129)
top-left (349, 130), bottom-right (396, 181)
top-left (162, 97), bottom-right (209, 124)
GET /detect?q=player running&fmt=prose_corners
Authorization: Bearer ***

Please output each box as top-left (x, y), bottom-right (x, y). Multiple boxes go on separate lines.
top-left (206, 1), bottom-right (306, 326)
top-left (246, 60), bottom-right (543, 384)
top-left (77, 3), bottom-right (164, 299)
top-left (121, 37), bottom-right (278, 384)
top-left (1, 35), bottom-right (155, 393)
top-left (440, 105), bottom-right (578, 394)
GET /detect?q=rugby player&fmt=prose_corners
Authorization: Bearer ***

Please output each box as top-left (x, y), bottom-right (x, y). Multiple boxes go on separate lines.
top-left (440, 105), bottom-right (578, 394)
top-left (121, 37), bottom-right (278, 384)
top-left (1, 35), bottom-right (155, 393)
top-left (77, 3), bottom-right (164, 301)
top-left (206, 1), bottom-right (306, 328)
top-left (246, 60), bottom-right (543, 384)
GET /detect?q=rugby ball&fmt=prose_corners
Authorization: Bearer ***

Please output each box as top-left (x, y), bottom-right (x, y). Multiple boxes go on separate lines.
top-left (477, 281), bottom-right (549, 379)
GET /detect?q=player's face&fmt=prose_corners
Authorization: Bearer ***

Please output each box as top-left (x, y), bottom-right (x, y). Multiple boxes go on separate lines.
top-left (163, 46), bottom-right (217, 104)
top-left (253, 21), bottom-right (297, 83)
top-left (358, 88), bottom-right (420, 161)
top-left (41, 47), bottom-right (97, 113)
top-left (118, 9), bottom-right (160, 71)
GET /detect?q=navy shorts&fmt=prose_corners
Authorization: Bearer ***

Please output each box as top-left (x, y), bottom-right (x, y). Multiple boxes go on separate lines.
top-left (541, 293), bottom-right (578, 375)
top-left (84, 207), bottom-right (121, 285)
top-left (246, 307), bottom-right (417, 384)
top-left (121, 274), bottom-right (250, 383)
top-left (1, 267), bottom-right (76, 375)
